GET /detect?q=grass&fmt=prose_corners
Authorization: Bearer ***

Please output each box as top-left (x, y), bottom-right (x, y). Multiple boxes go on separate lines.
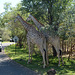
top-left (4, 44), bottom-right (75, 75)
top-left (2, 41), bottom-right (12, 43)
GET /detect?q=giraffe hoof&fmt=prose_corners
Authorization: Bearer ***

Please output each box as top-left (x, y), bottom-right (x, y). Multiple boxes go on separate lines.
top-left (58, 64), bottom-right (60, 66)
top-left (62, 62), bottom-right (64, 66)
top-left (63, 62), bottom-right (64, 64)
top-left (27, 60), bottom-right (31, 64)
top-left (43, 66), bottom-right (45, 68)
top-left (47, 63), bottom-right (49, 66)
top-left (43, 65), bottom-right (46, 68)
top-left (27, 61), bottom-right (30, 64)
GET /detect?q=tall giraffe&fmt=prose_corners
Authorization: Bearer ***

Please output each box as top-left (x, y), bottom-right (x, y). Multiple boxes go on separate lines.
top-left (26, 14), bottom-right (64, 66)
top-left (14, 14), bottom-right (48, 68)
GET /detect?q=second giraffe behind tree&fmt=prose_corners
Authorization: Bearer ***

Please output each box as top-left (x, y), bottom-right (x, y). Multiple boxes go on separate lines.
top-left (26, 14), bottom-right (64, 66)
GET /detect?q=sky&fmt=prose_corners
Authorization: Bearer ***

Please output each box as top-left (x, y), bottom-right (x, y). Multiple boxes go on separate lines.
top-left (0, 0), bottom-right (21, 14)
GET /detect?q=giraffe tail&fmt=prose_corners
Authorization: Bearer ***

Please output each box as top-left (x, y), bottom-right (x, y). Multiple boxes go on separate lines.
top-left (59, 49), bottom-right (62, 56)
top-left (43, 49), bottom-right (46, 61)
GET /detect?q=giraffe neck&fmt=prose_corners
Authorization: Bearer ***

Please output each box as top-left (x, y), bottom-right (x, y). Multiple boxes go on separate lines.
top-left (31, 15), bottom-right (44, 30)
top-left (30, 15), bottom-right (51, 39)
top-left (17, 15), bottom-right (32, 31)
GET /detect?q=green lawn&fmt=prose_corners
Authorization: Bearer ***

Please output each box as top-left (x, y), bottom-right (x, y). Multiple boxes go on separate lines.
top-left (2, 41), bottom-right (11, 43)
top-left (4, 44), bottom-right (75, 75)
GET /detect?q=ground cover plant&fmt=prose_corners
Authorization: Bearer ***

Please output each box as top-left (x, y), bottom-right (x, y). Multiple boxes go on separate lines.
top-left (5, 44), bottom-right (75, 75)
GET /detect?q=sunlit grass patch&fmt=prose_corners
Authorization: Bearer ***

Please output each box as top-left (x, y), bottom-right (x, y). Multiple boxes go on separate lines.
top-left (2, 41), bottom-right (12, 43)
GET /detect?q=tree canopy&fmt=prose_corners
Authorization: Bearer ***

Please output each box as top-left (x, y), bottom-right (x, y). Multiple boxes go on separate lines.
top-left (0, 0), bottom-right (75, 46)
top-left (20, 0), bottom-right (75, 38)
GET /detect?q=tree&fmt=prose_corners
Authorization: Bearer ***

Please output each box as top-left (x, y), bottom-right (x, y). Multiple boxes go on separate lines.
top-left (21, 0), bottom-right (73, 56)
top-left (4, 2), bottom-right (12, 12)
top-left (1, 2), bottom-right (28, 47)
top-left (57, 1), bottom-right (75, 52)
top-left (21, 0), bottom-right (73, 30)
top-left (2, 28), bottom-right (11, 41)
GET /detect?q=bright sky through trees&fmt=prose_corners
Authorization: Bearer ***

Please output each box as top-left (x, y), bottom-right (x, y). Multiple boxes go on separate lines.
top-left (0, 0), bottom-right (21, 13)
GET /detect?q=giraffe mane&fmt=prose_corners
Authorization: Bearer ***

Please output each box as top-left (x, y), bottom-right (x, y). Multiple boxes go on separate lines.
top-left (32, 15), bottom-right (44, 26)
top-left (17, 14), bottom-right (34, 27)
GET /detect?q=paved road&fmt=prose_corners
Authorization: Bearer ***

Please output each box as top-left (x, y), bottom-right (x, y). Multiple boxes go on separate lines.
top-left (0, 42), bottom-right (38, 75)
top-left (2, 42), bottom-right (15, 50)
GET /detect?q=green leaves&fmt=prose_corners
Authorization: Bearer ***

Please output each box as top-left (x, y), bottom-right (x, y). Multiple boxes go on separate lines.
top-left (4, 2), bottom-right (12, 12)
top-left (21, 0), bottom-right (74, 39)
top-left (21, 0), bottom-right (73, 25)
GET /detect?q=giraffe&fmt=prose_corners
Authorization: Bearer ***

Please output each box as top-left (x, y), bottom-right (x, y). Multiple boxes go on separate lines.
top-left (26, 14), bottom-right (64, 66)
top-left (14, 14), bottom-right (48, 68)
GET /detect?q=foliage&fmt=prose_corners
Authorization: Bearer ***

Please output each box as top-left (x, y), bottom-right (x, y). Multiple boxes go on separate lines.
top-left (0, 2), bottom-right (29, 46)
top-left (4, 2), bottom-right (12, 12)
top-left (0, 1), bottom-right (74, 41)
top-left (2, 28), bottom-right (11, 41)
top-left (21, 0), bottom-right (75, 40)
top-left (58, 1), bottom-right (75, 40)
top-left (0, 2), bottom-right (24, 42)
top-left (0, 15), bottom-right (5, 27)
top-left (0, 28), bottom-right (11, 41)
top-left (21, 0), bottom-right (73, 27)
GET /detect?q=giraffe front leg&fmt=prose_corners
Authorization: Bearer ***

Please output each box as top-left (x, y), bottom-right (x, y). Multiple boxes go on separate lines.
top-left (54, 47), bottom-right (61, 66)
top-left (30, 50), bottom-right (33, 62)
top-left (46, 50), bottom-right (49, 65)
top-left (61, 56), bottom-right (64, 65)
top-left (46, 44), bottom-right (49, 65)
top-left (60, 53), bottom-right (64, 65)
top-left (30, 44), bottom-right (33, 62)
top-left (57, 52), bottom-right (61, 66)
top-left (27, 48), bottom-right (31, 64)
top-left (27, 39), bottom-right (31, 64)
top-left (42, 51), bottom-right (46, 68)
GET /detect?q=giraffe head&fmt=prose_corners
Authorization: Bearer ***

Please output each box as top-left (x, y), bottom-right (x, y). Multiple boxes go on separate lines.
top-left (14, 14), bottom-right (20, 23)
top-left (26, 14), bottom-right (32, 21)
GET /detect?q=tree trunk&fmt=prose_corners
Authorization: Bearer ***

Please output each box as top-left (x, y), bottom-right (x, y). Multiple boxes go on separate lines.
top-left (19, 41), bottom-right (22, 48)
top-left (64, 41), bottom-right (66, 52)
top-left (70, 39), bottom-right (72, 52)
top-left (19, 38), bottom-right (22, 48)
top-left (62, 40), bottom-right (64, 52)
top-left (48, 4), bottom-right (58, 56)
top-left (67, 41), bottom-right (68, 52)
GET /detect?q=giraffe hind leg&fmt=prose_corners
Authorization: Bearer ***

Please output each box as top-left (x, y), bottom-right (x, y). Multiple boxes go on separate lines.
top-left (59, 49), bottom-right (64, 65)
top-left (42, 51), bottom-right (46, 68)
top-left (43, 48), bottom-right (49, 66)
top-left (27, 37), bottom-right (32, 64)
